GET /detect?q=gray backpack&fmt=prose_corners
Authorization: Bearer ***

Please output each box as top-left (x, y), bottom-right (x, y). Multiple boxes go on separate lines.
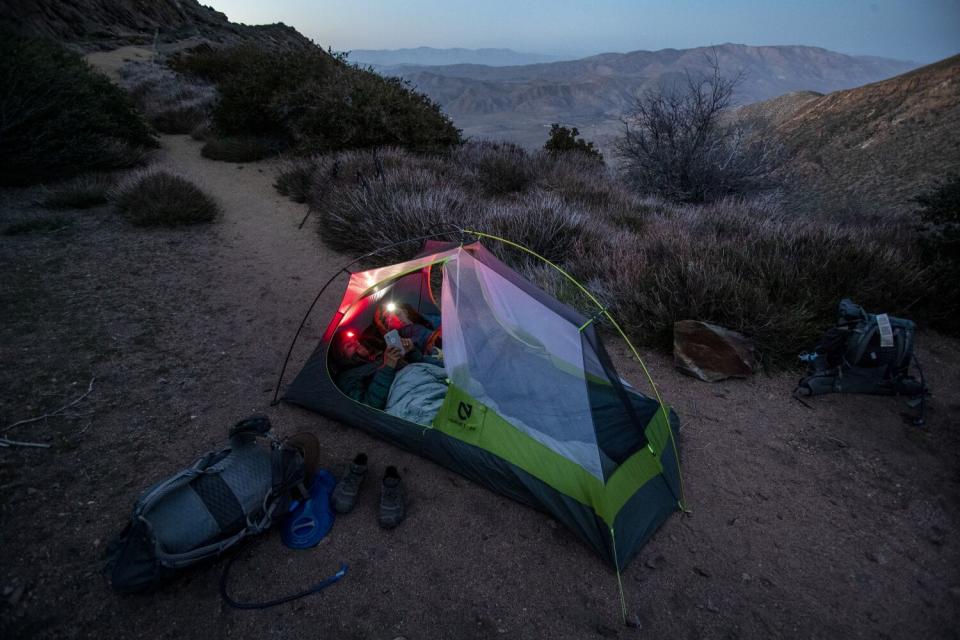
top-left (796, 299), bottom-right (925, 400)
top-left (105, 415), bottom-right (317, 593)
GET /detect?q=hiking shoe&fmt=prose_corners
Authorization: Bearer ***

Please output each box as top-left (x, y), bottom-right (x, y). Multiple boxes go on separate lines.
top-left (332, 453), bottom-right (367, 514)
top-left (378, 466), bottom-right (406, 529)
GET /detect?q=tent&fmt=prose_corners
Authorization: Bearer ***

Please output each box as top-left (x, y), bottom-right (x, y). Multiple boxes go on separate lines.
top-left (283, 237), bottom-right (685, 569)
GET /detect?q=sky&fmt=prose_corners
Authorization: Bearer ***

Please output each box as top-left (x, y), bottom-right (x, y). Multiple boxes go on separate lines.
top-left (211, 0), bottom-right (960, 63)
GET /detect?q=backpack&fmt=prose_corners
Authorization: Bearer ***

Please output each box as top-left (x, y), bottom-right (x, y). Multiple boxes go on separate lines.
top-left (105, 415), bottom-right (318, 593)
top-left (796, 299), bottom-right (926, 400)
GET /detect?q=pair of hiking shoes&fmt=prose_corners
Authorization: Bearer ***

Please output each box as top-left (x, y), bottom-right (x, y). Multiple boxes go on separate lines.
top-left (331, 453), bottom-right (405, 529)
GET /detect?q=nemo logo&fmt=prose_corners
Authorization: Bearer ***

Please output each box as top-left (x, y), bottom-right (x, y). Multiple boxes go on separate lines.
top-left (457, 401), bottom-right (473, 421)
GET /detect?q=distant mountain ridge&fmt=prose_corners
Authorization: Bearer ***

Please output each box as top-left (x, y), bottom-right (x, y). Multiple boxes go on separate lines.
top-left (349, 47), bottom-right (562, 68)
top-left (0, 0), bottom-right (313, 50)
top-left (377, 43), bottom-right (919, 148)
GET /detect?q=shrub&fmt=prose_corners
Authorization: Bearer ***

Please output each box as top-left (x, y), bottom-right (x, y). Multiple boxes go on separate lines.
top-left (201, 136), bottom-right (282, 162)
top-left (481, 191), bottom-right (587, 265)
top-left (118, 61), bottom-right (216, 134)
top-left (274, 156), bottom-right (319, 203)
top-left (0, 34), bottom-right (157, 186)
top-left (615, 55), bottom-right (783, 203)
top-left (320, 164), bottom-right (480, 263)
top-left (544, 124), bottom-right (604, 163)
top-left (112, 171), bottom-right (219, 227)
top-left (3, 216), bottom-right (73, 236)
top-left (915, 175), bottom-right (960, 332)
top-left (566, 198), bottom-right (926, 365)
top-left (41, 174), bottom-right (115, 209)
top-left (282, 142), bottom-right (936, 367)
top-left (171, 45), bottom-right (462, 153)
top-left (459, 142), bottom-right (534, 196)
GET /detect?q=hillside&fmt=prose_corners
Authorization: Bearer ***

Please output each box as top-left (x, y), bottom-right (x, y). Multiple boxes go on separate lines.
top-left (0, 0), bottom-right (312, 50)
top-left (768, 54), bottom-right (960, 216)
top-left (379, 43), bottom-right (918, 148)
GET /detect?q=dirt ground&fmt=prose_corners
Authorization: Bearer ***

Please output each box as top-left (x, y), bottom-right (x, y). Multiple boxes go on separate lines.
top-left (1, 134), bottom-right (959, 640)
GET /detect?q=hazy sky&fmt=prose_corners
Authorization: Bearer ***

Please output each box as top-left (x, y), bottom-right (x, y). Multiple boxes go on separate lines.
top-left (211, 0), bottom-right (959, 63)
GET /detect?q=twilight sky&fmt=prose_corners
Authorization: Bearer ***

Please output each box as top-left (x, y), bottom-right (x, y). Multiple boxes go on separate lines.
top-left (210, 0), bottom-right (959, 63)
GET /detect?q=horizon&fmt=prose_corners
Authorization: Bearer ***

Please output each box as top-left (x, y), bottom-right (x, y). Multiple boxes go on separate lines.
top-left (210, 0), bottom-right (960, 64)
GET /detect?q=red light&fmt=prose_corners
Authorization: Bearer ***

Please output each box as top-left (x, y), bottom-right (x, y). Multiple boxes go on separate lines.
top-left (345, 331), bottom-right (355, 338)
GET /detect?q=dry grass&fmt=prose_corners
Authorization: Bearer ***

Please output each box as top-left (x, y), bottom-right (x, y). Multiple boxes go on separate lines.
top-left (275, 142), bottom-right (933, 366)
top-left (111, 171), bottom-right (219, 227)
top-left (41, 174), bottom-right (115, 209)
top-left (118, 61), bottom-right (216, 135)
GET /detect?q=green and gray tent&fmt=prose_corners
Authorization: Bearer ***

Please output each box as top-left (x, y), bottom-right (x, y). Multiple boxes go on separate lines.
top-left (283, 238), bottom-right (684, 569)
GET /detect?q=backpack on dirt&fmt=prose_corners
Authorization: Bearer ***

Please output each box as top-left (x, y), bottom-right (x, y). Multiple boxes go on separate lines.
top-left (796, 299), bottom-right (926, 401)
top-left (104, 415), bottom-right (319, 593)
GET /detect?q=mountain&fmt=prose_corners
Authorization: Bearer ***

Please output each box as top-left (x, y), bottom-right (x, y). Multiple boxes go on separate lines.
top-left (0, 0), bottom-right (313, 51)
top-left (759, 55), bottom-right (960, 217)
top-left (379, 43), bottom-right (919, 148)
top-left (349, 47), bottom-right (561, 68)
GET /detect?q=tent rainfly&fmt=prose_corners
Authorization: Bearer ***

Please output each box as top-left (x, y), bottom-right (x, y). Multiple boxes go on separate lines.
top-left (283, 238), bottom-right (685, 569)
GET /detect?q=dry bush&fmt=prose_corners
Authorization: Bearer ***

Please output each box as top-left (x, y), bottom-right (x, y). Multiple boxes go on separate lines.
top-left (616, 56), bottom-right (783, 203)
top-left (319, 163), bottom-right (480, 263)
top-left (480, 191), bottom-right (589, 265)
top-left (118, 61), bottom-right (216, 135)
top-left (111, 171), bottom-right (219, 227)
top-left (277, 142), bottom-right (933, 366)
top-left (456, 142), bottom-right (535, 196)
top-left (566, 198), bottom-right (926, 365)
top-left (42, 174), bottom-right (115, 209)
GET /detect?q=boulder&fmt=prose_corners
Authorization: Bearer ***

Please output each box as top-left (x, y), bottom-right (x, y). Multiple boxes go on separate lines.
top-left (673, 320), bottom-right (758, 382)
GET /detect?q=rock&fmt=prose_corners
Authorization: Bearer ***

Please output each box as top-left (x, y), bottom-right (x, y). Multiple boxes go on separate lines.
top-left (693, 566), bottom-right (711, 578)
top-left (625, 613), bottom-right (642, 629)
top-left (706, 598), bottom-right (720, 613)
top-left (673, 320), bottom-right (758, 382)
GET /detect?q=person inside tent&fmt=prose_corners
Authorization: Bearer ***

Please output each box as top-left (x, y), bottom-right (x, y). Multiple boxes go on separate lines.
top-left (333, 324), bottom-right (442, 411)
top-left (375, 302), bottom-right (441, 356)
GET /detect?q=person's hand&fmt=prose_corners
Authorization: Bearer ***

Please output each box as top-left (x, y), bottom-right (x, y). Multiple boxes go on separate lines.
top-left (383, 346), bottom-right (403, 368)
top-left (400, 337), bottom-right (414, 354)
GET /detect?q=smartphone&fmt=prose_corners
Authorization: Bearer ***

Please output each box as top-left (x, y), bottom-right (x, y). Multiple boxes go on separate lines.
top-left (384, 329), bottom-right (402, 350)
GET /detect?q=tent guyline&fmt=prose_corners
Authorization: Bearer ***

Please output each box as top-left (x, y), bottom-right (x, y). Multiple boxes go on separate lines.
top-left (278, 230), bottom-right (687, 572)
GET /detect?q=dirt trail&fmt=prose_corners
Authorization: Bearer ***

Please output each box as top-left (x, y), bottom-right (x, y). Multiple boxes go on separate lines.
top-left (1, 134), bottom-right (959, 639)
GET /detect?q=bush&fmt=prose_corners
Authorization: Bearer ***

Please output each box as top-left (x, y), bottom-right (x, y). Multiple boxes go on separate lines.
top-left (278, 141), bottom-right (937, 366)
top-left (615, 56), bottom-right (782, 203)
top-left (41, 174), bottom-right (115, 209)
top-left (566, 198), bottom-right (925, 365)
top-left (112, 171), bottom-right (219, 227)
top-left (544, 124), bottom-right (604, 163)
top-left (118, 61), bottom-right (217, 135)
top-left (3, 216), bottom-right (73, 236)
top-left (915, 175), bottom-right (960, 332)
top-left (171, 45), bottom-right (461, 153)
top-left (460, 142), bottom-right (534, 196)
top-left (274, 156), bottom-right (319, 203)
top-left (0, 33), bottom-right (158, 186)
top-left (201, 136), bottom-right (282, 162)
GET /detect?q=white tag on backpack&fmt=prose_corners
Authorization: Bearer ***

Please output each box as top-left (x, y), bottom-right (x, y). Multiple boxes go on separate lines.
top-left (876, 313), bottom-right (894, 349)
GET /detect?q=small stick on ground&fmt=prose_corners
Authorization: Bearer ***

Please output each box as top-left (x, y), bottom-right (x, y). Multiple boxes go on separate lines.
top-left (0, 437), bottom-right (51, 449)
top-left (2, 377), bottom-right (96, 433)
